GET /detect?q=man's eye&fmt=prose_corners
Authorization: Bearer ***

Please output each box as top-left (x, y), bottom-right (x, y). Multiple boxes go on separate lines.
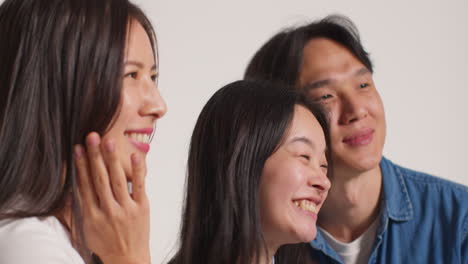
top-left (300, 154), bottom-right (310, 161)
top-left (359, 83), bottom-right (369, 88)
top-left (319, 94), bottom-right (333, 100)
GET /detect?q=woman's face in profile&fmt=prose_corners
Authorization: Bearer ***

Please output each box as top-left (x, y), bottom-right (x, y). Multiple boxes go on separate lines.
top-left (102, 20), bottom-right (167, 180)
top-left (259, 105), bottom-right (330, 249)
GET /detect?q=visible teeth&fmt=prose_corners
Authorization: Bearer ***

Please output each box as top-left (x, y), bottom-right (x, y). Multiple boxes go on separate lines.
top-left (294, 199), bottom-right (318, 214)
top-left (125, 133), bottom-right (150, 144)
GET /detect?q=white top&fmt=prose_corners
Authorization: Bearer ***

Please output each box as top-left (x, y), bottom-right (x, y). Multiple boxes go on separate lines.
top-left (319, 217), bottom-right (379, 264)
top-left (0, 216), bottom-right (85, 264)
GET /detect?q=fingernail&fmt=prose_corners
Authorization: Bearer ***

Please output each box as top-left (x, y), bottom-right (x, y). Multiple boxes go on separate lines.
top-left (87, 133), bottom-right (100, 147)
top-left (74, 145), bottom-right (83, 159)
top-left (105, 139), bottom-right (115, 153)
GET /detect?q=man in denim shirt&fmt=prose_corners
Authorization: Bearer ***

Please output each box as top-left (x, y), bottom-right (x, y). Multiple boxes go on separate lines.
top-left (244, 15), bottom-right (468, 264)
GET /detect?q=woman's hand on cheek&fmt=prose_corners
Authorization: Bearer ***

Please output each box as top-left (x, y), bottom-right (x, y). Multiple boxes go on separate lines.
top-left (74, 132), bottom-right (150, 264)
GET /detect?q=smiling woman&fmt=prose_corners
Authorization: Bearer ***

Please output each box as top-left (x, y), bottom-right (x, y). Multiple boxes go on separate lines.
top-left (98, 19), bottom-right (166, 178)
top-left (0, 0), bottom-right (165, 263)
top-left (169, 80), bottom-right (331, 264)
top-left (260, 105), bottom-right (330, 250)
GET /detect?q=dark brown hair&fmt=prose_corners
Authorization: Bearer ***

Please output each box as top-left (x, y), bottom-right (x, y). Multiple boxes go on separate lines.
top-left (244, 14), bottom-right (373, 86)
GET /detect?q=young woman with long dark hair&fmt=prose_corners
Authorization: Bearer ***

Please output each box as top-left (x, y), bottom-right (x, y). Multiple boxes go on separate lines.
top-left (0, 0), bottom-right (166, 263)
top-left (169, 80), bottom-right (332, 264)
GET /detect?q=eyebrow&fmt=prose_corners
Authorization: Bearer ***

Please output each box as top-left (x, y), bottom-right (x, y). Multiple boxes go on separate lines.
top-left (302, 79), bottom-right (331, 91)
top-left (288, 136), bottom-right (328, 154)
top-left (289, 136), bottom-right (315, 148)
top-left (124, 60), bottom-right (157, 71)
top-left (355, 67), bottom-right (371, 76)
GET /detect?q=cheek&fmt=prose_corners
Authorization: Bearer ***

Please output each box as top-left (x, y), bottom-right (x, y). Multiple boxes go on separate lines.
top-left (368, 92), bottom-right (385, 119)
top-left (115, 101), bottom-right (135, 125)
top-left (322, 105), bottom-right (341, 140)
top-left (259, 178), bottom-right (293, 232)
top-left (115, 85), bottom-right (141, 124)
top-left (260, 156), bottom-right (309, 216)
top-left (260, 165), bottom-right (305, 208)
top-left (260, 176), bottom-right (289, 208)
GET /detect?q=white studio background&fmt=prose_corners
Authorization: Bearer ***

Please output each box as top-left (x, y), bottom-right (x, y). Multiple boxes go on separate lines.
top-left (0, 0), bottom-right (466, 263)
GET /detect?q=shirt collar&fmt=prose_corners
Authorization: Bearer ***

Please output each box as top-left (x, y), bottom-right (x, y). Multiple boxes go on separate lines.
top-left (380, 156), bottom-right (414, 221)
top-left (310, 229), bottom-right (343, 261)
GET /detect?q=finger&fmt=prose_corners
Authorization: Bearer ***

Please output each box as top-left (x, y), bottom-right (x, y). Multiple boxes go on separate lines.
top-left (74, 144), bottom-right (98, 210)
top-left (130, 153), bottom-right (147, 203)
top-left (86, 132), bottom-right (115, 210)
top-left (102, 138), bottom-right (130, 205)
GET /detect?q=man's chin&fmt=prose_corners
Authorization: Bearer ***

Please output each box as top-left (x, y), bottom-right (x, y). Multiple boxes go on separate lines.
top-left (334, 154), bottom-right (382, 175)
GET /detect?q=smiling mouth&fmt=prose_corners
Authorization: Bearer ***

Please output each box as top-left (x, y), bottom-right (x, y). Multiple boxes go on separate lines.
top-left (342, 128), bottom-right (374, 146)
top-left (124, 132), bottom-right (151, 144)
top-left (293, 199), bottom-right (318, 214)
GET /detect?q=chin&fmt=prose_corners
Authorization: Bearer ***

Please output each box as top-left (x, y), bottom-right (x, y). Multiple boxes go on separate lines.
top-left (292, 226), bottom-right (317, 243)
top-left (299, 231), bottom-right (317, 243)
top-left (354, 156), bottom-right (381, 172)
top-left (336, 150), bottom-right (382, 173)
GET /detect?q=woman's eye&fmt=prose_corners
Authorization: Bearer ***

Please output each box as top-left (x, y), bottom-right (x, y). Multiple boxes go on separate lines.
top-left (125, 72), bottom-right (138, 79)
top-left (151, 74), bottom-right (158, 82)
top-left (359, 83), bottom-right (369, 88)
top-left (300, 154), bottom-right (310, 161)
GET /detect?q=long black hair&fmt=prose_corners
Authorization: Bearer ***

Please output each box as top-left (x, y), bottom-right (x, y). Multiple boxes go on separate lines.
top-left (170, 80), bottom-right (332, 264)
top-left (0, 0), bottom-right (156, 260)
top-left (244, 14), bottom-right (373, 86)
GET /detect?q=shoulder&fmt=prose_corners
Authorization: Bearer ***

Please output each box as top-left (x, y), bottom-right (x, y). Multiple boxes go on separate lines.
top-left (382, 158), bottom-right (468, 260)
top-left (0, 216), bottom-right (84, 264)
top-left (383, 157), bottom-right (468, 227)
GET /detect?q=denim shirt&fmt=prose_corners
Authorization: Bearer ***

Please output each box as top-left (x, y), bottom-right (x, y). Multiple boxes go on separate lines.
top-left (309, 157), bottom-right (468, 264)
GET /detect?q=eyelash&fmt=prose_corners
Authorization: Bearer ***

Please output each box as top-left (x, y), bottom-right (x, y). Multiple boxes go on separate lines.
top-left (313, 82), bottom-right (370, 100)
top-left (125, 72), bottom-right (138, 79)
top-left (124, 72), bottom-right (158, 82)
top-left (300, 155), bottom-right (328, 171)
top-left (319, 94), bottom-right (333, 100)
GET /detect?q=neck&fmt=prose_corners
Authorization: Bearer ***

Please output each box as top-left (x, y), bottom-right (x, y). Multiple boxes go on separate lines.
top-left (54, 200), bottom-right (72, 233)
top-left (255, 254), bottom-right (274, 264)
top-left (54, 198), bottom-right (89, 259)
top-left (253, 240), bottom-right (277, 264)
top-left (318, 164), bottom-right (382, 242)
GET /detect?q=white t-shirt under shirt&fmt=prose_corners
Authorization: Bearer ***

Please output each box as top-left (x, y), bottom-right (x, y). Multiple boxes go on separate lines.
top-left (0, 216), bottom-right (85, 264)
top-left (318, 217), bottom-right (379, 264)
